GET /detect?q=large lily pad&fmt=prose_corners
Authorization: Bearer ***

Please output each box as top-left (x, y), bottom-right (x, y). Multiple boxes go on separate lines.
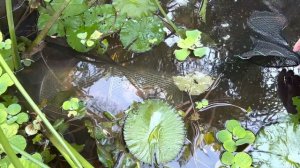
top-left (51, 0), bottom-right (88, 18)
top-left (173, 72), bottom-right (213, 95)
top-left (119, 16), bottom-right (165, 53)
top-left (113, 0), bottom-right (157, 18)
top-left (124, 99), bottom-right (185, 164)
top-left (252, 122), bottom-right (300, 168)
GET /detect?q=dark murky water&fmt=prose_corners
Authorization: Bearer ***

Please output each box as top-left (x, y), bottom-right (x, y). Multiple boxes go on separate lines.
top-left (19, 0), bottom-right (300, 167)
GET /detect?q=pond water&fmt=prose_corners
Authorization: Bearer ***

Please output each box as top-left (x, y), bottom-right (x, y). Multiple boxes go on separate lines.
top-left (18, 0), bottom-right (300, 167)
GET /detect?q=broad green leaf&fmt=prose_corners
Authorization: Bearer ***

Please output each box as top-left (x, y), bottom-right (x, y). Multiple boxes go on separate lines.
top-left (221, 151), bottom-right (234, 165)
top-left (236, 131), bottom-right (256, 145)
top-left (0, 73), bottom-right (14, 86)
top-left (16, 112), bottom-right (29, 124)
top-left (37, 13), bottom-right (65, 37)
top-left (120, 16), bottom-right (165, 53)
top-left (174, 49), bottom-right (191, 61)
top-left (252, 122), bottom-right (300, 167)
top-left (233, 126), bottom-right (246, 139)
top-left (216, 130), bottom-right (232, 143)
top-left (83, 4), bottom-right (126, 33)
top-left (0, 83), bottom-right (7, 95)
top-left (7, 104), bottom-right (21, 115)
top-left (193, 47), bottom-right (208, 57)
top-left (113, 0), bottom-right (157, 18)
top-left (173, 72), bottom-right (214, 95)
top-left (124, 100), bottom-right (185, 164)
top-left (225, 120), bottom-right (241, 132)
top-left (0, 123), bottom-right (19, 138)
top-left (51, 0), bottom-right (88, 18)
top-left (63, 15), bottom-right (84, 30)
top-left (223, 140), bottom-right (237, 152)
top-left (9, 135), bottom-right (27, 153)
top-left (234, 152), bottom-right (252, 167)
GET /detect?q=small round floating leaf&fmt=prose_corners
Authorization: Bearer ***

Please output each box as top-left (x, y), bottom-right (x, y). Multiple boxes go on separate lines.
top-left (174, 49), bottom-right (191, 61)
top-left (216, 130), bottom-right (232, 143)
top-left (0, 73), bottom-right (14, 86)
top-left (16, 112), bottom-right (29, 124)
top-left (225, 120), bottom-right (241, 132)
top-left (223, 140), bottom-right (237, 152)
top-left (234, 152), bottom-right (252, 167)
top-left (233, 126), bottom-right (246, 139)
top-left (0, 83), bottom-right (7, 95)
top-left (236, 131), bottom-right (255, 145)
top-left (7, 104), bottom-right (21, 115)
top-left (0, 108), bottom-right (7, 124)
top-left (193, 47), bottom-right (207, 57)
top-left (124, 100), bottom-right (185, 164)
top-left (9, 135), bottom-right (27, 153)
top-left (221, 151), bottom-right (234, 165)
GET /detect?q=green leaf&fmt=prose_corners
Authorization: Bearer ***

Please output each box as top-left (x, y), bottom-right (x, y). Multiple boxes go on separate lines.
top-left (225, 120), bottom-right (241, 133)
top-left (193, 47), bottom-right (208, 57)
top-left (6, 116), bottom-right (18, 124)
top-left (221, 151), bottom-right (234, 165)
top-left (252, 122), bottom-right (300, 167)
top-left (83, 4), bottom-right (126, 33)
top-left (37, 13), bottom-right (65, 36)
top-left (113, 0), bottom-right (157, 18)
top-left (16, 112), bottom-right (29, 124)
top-left (223, 140), bottom-right (237, 152)
top-left (173, 72), bottom-right (214, 95)
top-left (177, 30), bottom-right (201, 49)
top-left (0, 83), bottom-right (8, 95)
top-left (0, 104), bottom-right (7, 124)
top-left (216, 130), bottom-right (232, 143)
top-left (76, 32), bottom-right (87, 40)
top-left (236, 130), bottom-right (255, 145)
top-left (7, 104), bottom-right (21, 115)
top-left (51, 0), bottom-right (88, 18)
top-left (0, 73), bottom-right (14, 86)
top-left (0, 123), bottom-right (19, 138)
top-left (124, 100), bottom-right (185, 164)
top-left (120, 16), bottom-right (165, 53)
top-left (174, 49), bottom-right (191, 61)
top-left (234, 152), bottom-right (252, 167)
top-left (233, 126), bottom-right (246, 139)
top-left (9, 135), bottom-right (27, 154)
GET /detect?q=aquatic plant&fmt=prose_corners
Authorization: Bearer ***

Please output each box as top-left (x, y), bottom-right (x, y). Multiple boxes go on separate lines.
top-left (252, 122), bottom-right (300, 167)
top-left (216, 120), bottom-right (255, 168)
top-left (124, 99), bottom-right (185, 164)
top-left (174, 30), bottom-right (209, 61)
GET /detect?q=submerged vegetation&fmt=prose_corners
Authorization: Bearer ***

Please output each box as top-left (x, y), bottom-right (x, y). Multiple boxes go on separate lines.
top-left (0, 0), bottom-right (300, 167)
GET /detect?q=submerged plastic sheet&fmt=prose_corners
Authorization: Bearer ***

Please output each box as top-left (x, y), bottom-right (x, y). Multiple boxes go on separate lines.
top-left (240, 11), bottom-right (300, 67)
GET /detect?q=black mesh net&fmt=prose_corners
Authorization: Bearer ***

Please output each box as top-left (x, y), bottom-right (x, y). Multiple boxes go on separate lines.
top-left (240, 11), bottom-right (300, 67)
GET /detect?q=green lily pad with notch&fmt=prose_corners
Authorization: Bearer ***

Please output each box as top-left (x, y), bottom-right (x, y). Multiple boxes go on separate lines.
top-left (120, 16), bottom-right (165, 53)
top-left (124, 99), bottom-right (185, 164)
top-left (234, 152), bottom-right (252, 167)
top-left (235, 130), bottom-right (255, 146)
top-left (223, 139), bottom-right (237, 152)
top-left (7, 104), bottom-right (21, 115)
top-left (113, 0), bottom-right (157, 18)
top-left (51, 0), bottom-right (88, 18)
top-left (225, 120), bottom-right (241, 133)
top-left (252, 122), bottom-right (300, 167)
top-left (174, 48), bottom-right (191, 61)
top-left (83, 4), bottom-right (126, 34)
top-left (216, 130), bottom-right (232, 143)
top-left (221, 151), bottom-right (235, 165)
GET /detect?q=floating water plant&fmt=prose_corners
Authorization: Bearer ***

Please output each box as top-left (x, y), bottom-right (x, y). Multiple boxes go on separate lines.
top-left (123, 99), bottom-right (185, 164)
top-left (216, 120), bottom-right (255, 168)
top-left (252, 122), bottom-right (300, 167)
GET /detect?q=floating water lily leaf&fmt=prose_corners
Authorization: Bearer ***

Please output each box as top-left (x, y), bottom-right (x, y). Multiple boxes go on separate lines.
top-left (9, 135), bottom-right (27, 154)
top-left (83, 4), bottom-right (126, 33)
top-left (113, 0), bottom-right (157, 18)
top-left (216, 130), bottom-right (232, 143)
top-left (120, 16), bottom-right (165, 53)
top-left (221, 151), bottom-right (234, 165)
top-left (252, 122), bottom-right (300, 167)
top-left (223, 140), bottom-right (237, 152)
top-left (225, 120), bottom-right (241, 132)
top-left (173, 72), bottom-right (213, 95)
top-left (51, 0), bottom-right (88, 18)
top-left (234, 152), bottom-right (252, 167)
top-left (174, 49), bottom-right (191, 61)
top-left (235, 131), bottom-right (255, 145)
top-left (124, 100), bottom-right (185, 164)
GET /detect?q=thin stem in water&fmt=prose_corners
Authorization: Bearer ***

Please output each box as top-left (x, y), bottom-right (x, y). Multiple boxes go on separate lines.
top-left (0, 54), bottom-right (84, 168)
top-left (5, 0), bottom-right (21, 70)
top-left (0, 127), bottom-right (24, 168)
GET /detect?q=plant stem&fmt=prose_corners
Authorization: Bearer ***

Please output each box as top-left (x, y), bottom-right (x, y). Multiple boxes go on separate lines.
top-left (0, 127), bottom-right (24, 168)
top-left (25, 0), bottom-right (71, 59)
top-left (11, 145), bottom-right (50, 168)
top-left (153, 0), bottom-right (182, 37)
top-left (5, 0), bottom-right (21, 70)
top-left (0, 54), bottom-right (84, 168)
